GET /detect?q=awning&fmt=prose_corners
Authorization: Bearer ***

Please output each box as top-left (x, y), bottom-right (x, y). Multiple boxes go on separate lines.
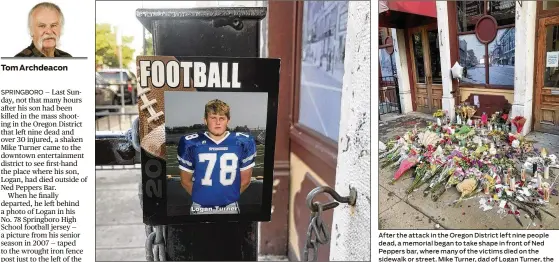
top-left (379, 1), bottom-right (437, 29)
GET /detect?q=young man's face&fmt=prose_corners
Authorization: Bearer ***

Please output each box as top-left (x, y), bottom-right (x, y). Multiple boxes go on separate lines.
top-left (31, 8), bottom-right (61, 50)
top-left (204, 112), bottom-right (230, 137)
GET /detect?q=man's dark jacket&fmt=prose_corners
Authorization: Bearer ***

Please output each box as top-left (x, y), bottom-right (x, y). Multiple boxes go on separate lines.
top-left (15, 42), bottom-right (72, 57)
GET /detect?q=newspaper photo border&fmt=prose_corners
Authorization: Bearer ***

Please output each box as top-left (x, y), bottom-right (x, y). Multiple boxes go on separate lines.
top-left (136, 56), bottom-right (280, 225)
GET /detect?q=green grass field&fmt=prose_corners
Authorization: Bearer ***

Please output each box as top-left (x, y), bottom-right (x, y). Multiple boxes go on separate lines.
top-left (166, 144), bottom-right (265, 178)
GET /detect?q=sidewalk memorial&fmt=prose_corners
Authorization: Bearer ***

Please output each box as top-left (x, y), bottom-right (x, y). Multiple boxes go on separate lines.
top-left (135, 56), bottom-right (280, 223)
top-left (380, 103), bottom-right (558, 228)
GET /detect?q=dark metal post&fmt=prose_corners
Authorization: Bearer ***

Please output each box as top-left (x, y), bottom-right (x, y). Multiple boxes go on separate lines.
top-left (390, 55), bottom-right (402, 114)
top-left (136, 7), bottom-right (267, 261)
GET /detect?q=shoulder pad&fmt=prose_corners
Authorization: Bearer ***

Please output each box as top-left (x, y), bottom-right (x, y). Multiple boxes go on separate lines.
top-left (180, 132), bottom-right (204, 146)
top-left (233, 132), bottom-right (255, 143)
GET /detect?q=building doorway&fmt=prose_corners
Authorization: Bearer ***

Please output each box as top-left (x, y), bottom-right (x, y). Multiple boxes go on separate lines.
top-left (408, 23), bottom-right (443, 114)
top-left (534, 16), bottom-right (559, 135)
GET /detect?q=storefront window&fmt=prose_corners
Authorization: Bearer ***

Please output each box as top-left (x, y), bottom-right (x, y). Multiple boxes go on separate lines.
top-left (488, 1), bottom-right (515, 26)
top-left (412, 33), bottom-right (426, 83)
top-left (544, 25), bottom-right (559, 88)
top-left (458, 34), bottom-right (485, 84)
top-left (488, 28), bottom-right (515, 86)
top-left (456, 1), bottom-right (484, 32)
top-left (543, 1), bottom-right (559, 10)
top-left (455, 0), bottom-right (515, 88)
top-left (428, 30), bottom-right (442, 84)
top-left (298, 1), bottom-right (348, 142)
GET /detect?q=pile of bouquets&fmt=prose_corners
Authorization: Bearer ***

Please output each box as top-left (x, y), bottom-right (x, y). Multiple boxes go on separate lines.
top-left (380, 118), bottom-right (557, 228)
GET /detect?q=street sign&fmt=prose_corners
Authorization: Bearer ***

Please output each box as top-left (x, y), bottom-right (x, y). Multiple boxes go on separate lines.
top-left (136, 56), bottom-right (280, 224)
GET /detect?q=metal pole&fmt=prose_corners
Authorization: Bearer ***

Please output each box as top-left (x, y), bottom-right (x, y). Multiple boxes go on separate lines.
top-left (116, 27), bottom-right (126, 118)
top-left (390, 54), bottom-right (402, 114)
top-left (143, 27), bottom-right (147, 56)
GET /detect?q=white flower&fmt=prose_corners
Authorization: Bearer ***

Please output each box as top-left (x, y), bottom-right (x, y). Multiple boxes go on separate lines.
top-left (549, 154), bottom-right (557, 165)
top-left (379, 141), bottom-right (387, 152)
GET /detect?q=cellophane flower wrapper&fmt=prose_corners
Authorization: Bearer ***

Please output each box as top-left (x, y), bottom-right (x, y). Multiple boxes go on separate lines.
top-left (393, 157), bottom-right (418, 182)
top-left (511, 116), bottom-right (526, 134)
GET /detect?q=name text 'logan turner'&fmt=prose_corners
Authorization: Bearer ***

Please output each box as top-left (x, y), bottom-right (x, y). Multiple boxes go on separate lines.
top-left (139, 60), bottom-right (241, 88)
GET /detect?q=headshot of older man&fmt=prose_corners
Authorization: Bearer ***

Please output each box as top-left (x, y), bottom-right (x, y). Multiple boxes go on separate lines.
top-left (15, 2), bottom-right (72, 57)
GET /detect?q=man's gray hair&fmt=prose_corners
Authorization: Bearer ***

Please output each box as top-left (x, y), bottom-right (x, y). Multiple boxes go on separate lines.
top-left (28, 2), bottom-right (64, 36)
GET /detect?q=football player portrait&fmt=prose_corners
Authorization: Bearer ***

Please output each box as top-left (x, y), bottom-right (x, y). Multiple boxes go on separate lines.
top-left (176, 99), bottom-right (257, 215)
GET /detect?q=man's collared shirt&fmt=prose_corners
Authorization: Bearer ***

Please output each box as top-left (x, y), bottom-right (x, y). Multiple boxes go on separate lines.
top-left (15, 42), bottom-right (72, 57)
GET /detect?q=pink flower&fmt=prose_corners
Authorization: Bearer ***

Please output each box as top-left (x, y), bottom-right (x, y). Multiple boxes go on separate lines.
top-left (481, 113), bottom-right (488, 125)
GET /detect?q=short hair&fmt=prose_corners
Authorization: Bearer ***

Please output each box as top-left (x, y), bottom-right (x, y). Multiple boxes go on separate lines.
top-left (28, 2), bottom-right (64, 36)
top-left (204, 99), bottom-right (230, 119)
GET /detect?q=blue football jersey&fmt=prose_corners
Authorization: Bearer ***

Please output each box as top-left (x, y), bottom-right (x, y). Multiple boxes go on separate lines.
top-left (177, 131), bottom-right (257, 207)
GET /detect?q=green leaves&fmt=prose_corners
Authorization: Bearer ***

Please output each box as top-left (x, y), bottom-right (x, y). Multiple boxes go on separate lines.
top-left (95, 23), bottom-right (136, 68)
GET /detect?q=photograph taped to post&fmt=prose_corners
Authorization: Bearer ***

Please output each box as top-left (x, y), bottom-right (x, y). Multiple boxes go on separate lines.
top-left (136, 56), bottom-right (279, 224)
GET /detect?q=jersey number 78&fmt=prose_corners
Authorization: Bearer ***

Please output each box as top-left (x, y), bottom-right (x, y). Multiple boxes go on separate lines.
top-left (198, 153), bottom-right (238, 186)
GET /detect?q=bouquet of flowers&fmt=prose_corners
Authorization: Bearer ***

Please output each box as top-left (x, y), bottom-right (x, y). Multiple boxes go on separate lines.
top-left (433, 109), bottom-right (447, 125)
top-left (464, 106), bottom-right (477, 120)
top-left (487, 129), bottom-right (505, 142)
top-left (491, 111), bottom-right (510, 131)
top-left (390, 156), bottom-right (419, 184)
top-left (406, 162), bottom-right (429, 194)
top-left (454, 125), bottom-right (475, 145)
top-left (406, 155), bottom-right (445, 194)
top-left (511, 116), bottom-right (526, 134)
top-left (433, 109), bottom-right (446, 118)
top-left (457, 104), bottom-right (477, 122)
top-left (425, 157), bottom-right (460, 200)
top-left (380, 145), bottom-right (408, 168)
top-left (480, 174), bottom-right (495, 194)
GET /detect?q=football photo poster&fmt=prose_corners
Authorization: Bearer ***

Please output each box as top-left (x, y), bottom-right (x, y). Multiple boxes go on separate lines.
top-left (135, 56), bottom-right (280, 224)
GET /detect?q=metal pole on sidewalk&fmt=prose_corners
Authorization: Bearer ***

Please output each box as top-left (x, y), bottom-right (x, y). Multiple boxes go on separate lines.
top-left (136, 7), bottom-right (267, 261)
top-left (116, 27), bottom-right (126, 126)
